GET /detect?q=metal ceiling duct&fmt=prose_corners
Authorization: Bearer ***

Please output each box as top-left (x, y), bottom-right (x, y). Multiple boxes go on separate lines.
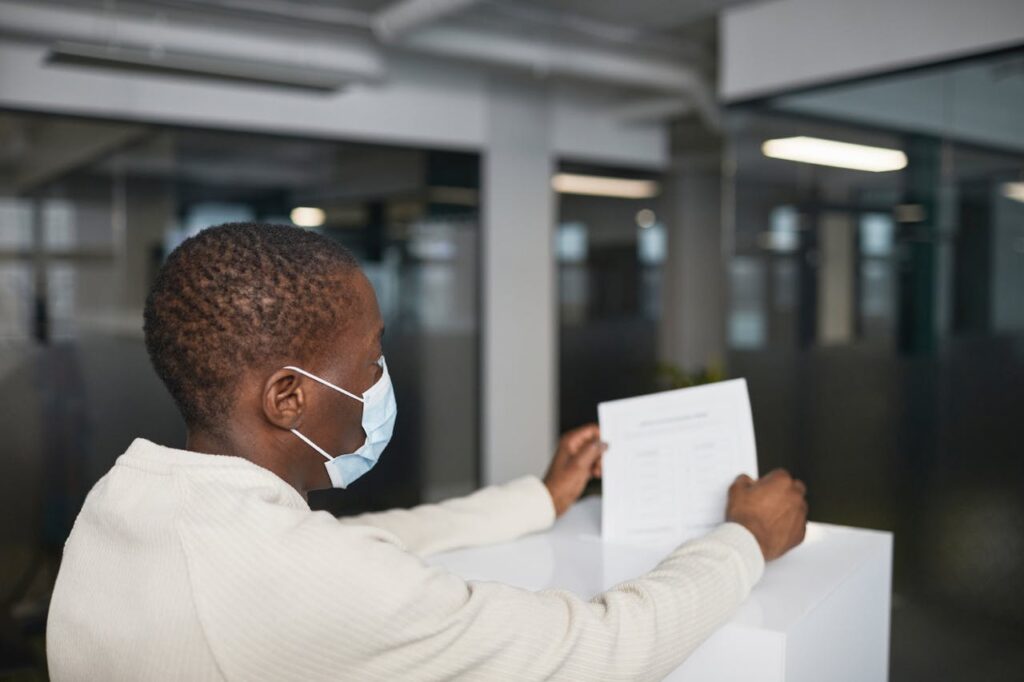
top-left (401, 24), bottom-right (720, 127)
top-left (373, 0), bottom-right (483, 42)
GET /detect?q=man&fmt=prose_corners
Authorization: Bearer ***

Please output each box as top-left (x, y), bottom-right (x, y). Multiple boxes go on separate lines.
top-left (47, 222), bottom-right (807, 680)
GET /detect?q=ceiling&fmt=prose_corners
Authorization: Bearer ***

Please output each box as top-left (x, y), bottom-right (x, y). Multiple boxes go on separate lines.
top-left (40, 0), bottom-right (737, 30)
top-left (37, 0), bottom-right (732, 57)
top-left (0, 0), bottom-right (755, 133)
top-left (124, 0), bottom-right (741, 30)
top-left (517, 0), bottom-right (747, 31)
top-left (0, 0), bottom-right (764, 196)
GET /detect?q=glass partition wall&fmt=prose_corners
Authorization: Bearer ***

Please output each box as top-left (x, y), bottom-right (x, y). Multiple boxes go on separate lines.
top-left (725, 47), bottom-right (1024, 678)
top-left (556, 164), bottom-right (668, 434)
top-left (0, 114), bottom-right (481, 649)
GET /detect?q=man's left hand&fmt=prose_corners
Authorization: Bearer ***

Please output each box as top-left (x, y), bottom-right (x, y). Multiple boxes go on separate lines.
top-left (543, 423), bottom-right (605, 518)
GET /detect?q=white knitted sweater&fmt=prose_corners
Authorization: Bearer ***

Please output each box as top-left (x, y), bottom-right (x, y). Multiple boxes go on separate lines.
top-left (47, 438), bottom-right (764, 681)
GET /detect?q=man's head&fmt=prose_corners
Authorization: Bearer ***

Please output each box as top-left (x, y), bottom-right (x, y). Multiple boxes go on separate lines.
top-left (144, 222), bottom-right (385, 491)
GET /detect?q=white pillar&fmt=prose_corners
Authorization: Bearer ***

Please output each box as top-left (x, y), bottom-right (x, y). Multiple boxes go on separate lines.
top-left (481, 76), bottom-right (556, 485)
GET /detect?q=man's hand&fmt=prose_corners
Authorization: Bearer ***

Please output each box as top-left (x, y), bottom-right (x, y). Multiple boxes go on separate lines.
top-left (543, 424), bottom-right (604, 518)
top-left (726, 469), bottom-right (808, 561)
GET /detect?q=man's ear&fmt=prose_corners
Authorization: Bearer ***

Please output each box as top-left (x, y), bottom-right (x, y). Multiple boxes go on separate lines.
top-left (262, 369), bottom-right (306, 430)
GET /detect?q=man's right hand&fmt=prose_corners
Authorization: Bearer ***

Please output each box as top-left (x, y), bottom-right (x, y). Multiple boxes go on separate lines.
top-left (726, 469), bottom-right (808, 561)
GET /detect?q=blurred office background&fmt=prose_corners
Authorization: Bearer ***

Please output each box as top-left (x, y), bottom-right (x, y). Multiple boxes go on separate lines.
top-left (0, 0), bottom-right (1021, 679)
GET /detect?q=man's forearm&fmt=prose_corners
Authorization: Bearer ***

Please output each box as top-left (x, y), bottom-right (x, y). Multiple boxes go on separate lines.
top-left (336, 475), bottom-right (556, 556)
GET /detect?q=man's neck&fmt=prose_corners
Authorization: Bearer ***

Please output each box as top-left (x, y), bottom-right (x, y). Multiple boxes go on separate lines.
top-left (186, 428), bottom-right (235, 458)
top-left (186, 427), bottom-right (312, 499)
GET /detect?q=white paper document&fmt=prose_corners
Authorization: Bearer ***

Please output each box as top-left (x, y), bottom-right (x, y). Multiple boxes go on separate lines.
top-left (599, 379), bottom-right (758, 547)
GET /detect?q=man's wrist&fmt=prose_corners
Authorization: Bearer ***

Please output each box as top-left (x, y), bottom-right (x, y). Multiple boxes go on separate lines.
top-left (542, 479), bottom-right (569, 518)
top-left (712, 522), bottom-right (766, 588)
top-left (726, 515), bottom-right (768, 560)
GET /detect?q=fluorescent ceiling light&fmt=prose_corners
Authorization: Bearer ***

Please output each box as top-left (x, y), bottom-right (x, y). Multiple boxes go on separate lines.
top-left (635, 208), bottom-right (657, 228)
top-left (762, 136), bottom-right (908, 172)
top-left (46, 42), bottom-right (358, 92)
top-left (552, 173), bottom-right (660, 199)
top-left (290, 207), bottom-right (326, 227)
top-left (1002, 182), bottom-right (1024, 203)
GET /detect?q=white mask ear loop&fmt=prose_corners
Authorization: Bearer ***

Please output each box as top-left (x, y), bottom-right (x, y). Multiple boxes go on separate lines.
top-left (283, 366), bottom-right (365, 403)
top-left (284, 366), bottom-right (367, 464)
top-left (290, 428), bottom-right (334, 462)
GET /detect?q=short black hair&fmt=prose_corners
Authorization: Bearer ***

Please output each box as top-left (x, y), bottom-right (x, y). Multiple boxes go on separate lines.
top-left (143, 222), bottom-right (360, 431)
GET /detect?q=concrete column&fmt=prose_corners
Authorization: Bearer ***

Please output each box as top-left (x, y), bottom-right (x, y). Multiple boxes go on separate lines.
top-left (817, 212), bottom-right (856, 344)
top-left (481, 76), bottom-right (556, 485)
top-left (659, 145), bottom-right (726, 373)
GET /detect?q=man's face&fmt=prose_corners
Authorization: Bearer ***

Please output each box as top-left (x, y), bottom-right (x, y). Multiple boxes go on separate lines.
top-left (298, 271), bottom-right (386, 463)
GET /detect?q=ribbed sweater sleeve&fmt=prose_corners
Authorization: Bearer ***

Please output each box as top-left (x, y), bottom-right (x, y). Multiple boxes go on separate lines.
top-left (177, 469), bottom-right (765, 681)
top-left (336, 475), bottom-right (556, 556)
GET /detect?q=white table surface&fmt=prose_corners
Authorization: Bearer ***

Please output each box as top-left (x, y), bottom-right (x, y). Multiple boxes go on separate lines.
top-left (429, 496), bottom-right (893, 681)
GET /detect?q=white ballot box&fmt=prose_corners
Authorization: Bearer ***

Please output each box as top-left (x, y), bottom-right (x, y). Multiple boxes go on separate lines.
top-left (429, 497), bottom-right (892, 682)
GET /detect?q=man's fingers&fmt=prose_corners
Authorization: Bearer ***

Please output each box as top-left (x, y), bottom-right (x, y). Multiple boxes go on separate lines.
top-left (575, 439), bottom-right (605, 468)
top-left (793, 479), bottom-right (807, 496)
top-left (732, 473), bottom-right (754, 489)
top-left (562, 423), bottom-right (600, 452)
top-left (758, 468), bottom-right (793, 490)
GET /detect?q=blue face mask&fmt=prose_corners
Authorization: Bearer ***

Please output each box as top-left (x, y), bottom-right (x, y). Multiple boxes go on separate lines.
top-left (284, 356), bottom-right (397, 489)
